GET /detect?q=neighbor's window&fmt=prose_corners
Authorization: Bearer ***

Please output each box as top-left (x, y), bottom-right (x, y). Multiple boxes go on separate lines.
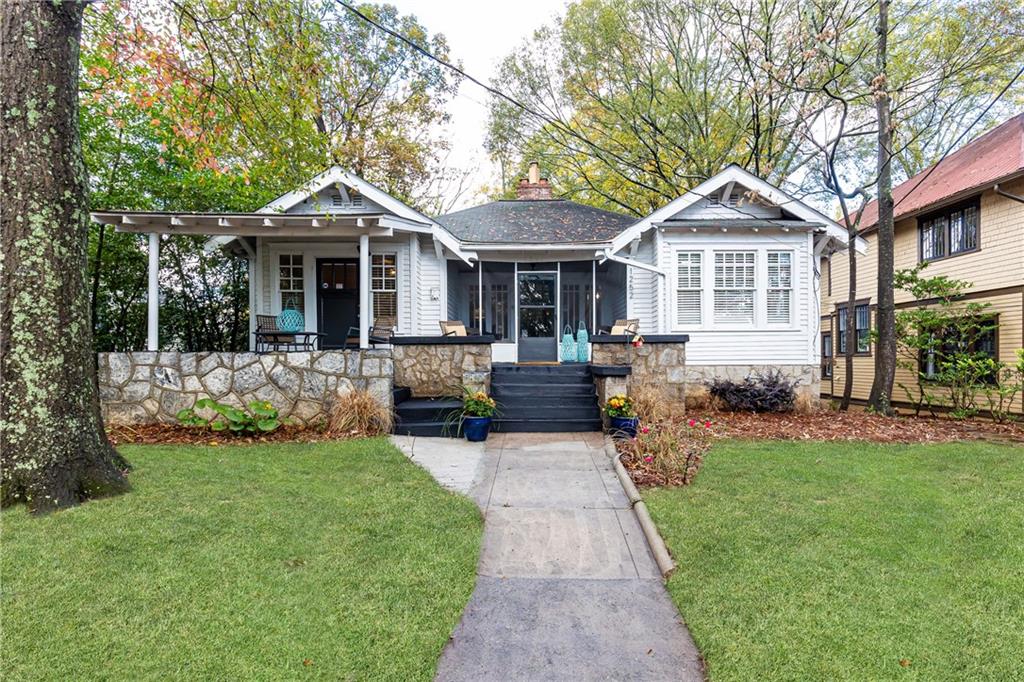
top-left (279, 254), bottom-right (304, 314)
top-left (675, 251), bottom-right (702, 326)
top-left (767, 251), bottom-right (792, 324)
top-left (821, 332), bottom-right (833, 378)
top-left (371, 254), bottom-right (397, 320)
top-left (920, 200), bottom-right (979, 261)
top-left (713, 251), bottom-right (755, 324)
top-left (922, 318), bottom-right (998, 382)
top-left (836, 303), bottom-right (870, 354)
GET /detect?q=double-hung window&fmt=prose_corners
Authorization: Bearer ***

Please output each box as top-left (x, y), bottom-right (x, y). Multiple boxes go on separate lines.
top-left (371, 254), bottom-right (397, 320)
top-left (837, 303), bottom-right (870, 354)
top-left (713, 251), bottom-right (755, 324)
top-left (675, 251), bottom-right (702, 326)
top-left (920, 199), bottom-right (979, 261)
top-left (278, 254), bottom-right (304, 314)
top-left (766, 251), bottom-right (792, 324)
top-left (821, 332), bottom-right (833, 378)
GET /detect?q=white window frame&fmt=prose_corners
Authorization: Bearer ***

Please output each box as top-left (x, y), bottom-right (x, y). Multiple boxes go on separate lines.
top-left (766, 250), bottom-right (793, 325)
top-left (674, 250), bottom-right (703, 327)
top-left (371, 252), bottom-right (398, 321)
top-left (274, 252), bottom-right (307, 316)
top-left (712, 250), bottom-right (756, 326)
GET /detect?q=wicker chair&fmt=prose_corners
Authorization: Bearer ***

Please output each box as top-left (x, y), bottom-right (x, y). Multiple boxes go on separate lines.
top-left (345, 317), bottom-right (397, 348)
top-left (254, 313), bottom-right (322, 352)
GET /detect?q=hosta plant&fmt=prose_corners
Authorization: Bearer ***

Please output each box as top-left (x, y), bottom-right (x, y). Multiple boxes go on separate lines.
top-left (176, 398), bottom-right (282, 434)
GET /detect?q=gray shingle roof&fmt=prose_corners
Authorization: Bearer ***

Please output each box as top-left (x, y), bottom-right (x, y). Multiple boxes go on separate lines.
top-left (437, 199), bottom-right (636, 244)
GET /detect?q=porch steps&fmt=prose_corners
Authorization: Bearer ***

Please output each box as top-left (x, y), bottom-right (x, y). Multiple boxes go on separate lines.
top-left (491, 363), bottom-right (602, 433)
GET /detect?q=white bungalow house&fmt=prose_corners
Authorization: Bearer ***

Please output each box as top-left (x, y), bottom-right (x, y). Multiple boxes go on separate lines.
top-left (92, 162), bottom-right (855, 407)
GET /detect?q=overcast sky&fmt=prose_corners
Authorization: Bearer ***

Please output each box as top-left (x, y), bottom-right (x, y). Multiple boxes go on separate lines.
top-left (387, 0), bottom-right (570, 208)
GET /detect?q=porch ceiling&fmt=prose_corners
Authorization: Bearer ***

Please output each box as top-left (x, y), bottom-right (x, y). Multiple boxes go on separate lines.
top-left (90, 210), bottom-right (433, 238)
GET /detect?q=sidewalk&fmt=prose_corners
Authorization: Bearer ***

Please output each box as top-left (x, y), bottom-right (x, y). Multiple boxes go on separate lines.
top-left (394, 432), bottom-right (703, 681)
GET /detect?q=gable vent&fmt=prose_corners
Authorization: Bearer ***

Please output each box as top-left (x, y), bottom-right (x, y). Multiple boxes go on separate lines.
top-left (330, 193), bottom-right (345, 207)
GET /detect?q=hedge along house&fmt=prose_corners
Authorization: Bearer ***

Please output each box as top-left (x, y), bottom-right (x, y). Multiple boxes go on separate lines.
top-left (91, 162), bottom-right (854, 432)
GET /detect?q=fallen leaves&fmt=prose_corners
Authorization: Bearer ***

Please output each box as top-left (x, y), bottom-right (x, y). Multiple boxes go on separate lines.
top-left (106, 423), bottom-right (336, 446)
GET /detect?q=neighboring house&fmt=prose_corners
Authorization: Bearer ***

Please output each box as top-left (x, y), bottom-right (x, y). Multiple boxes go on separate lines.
top-left (820, 113), bottom-right (1024, 414)
top-left (93, 162), bottom-right (851, 401)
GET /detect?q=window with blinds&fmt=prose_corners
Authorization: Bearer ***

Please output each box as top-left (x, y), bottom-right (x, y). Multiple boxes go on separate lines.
top-left (767, 251), bottom-right (792, 324)
top-left (278, 254), bottom-right (304, 314)
top-left (675, 251), bottom-right (702, 326)
top-left (371, 254), bottom-right (397, 320)
top-left (713, 251), bottom-right (755, 324)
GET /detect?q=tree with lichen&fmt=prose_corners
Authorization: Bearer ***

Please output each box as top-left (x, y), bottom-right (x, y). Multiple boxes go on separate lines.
top-left (1, 1), bottom-right (130, 512)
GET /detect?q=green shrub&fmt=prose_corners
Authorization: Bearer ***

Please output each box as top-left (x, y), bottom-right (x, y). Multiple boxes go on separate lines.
top-left (176, 398), bottom-right (282, 434)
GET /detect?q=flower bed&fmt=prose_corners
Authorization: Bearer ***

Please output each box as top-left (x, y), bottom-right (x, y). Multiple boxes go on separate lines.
top-left (106, 423), bottom-right (336, 446)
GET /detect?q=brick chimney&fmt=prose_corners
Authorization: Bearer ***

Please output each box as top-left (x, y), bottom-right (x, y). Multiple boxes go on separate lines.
top-left (515, 161), bottom-right (553, 200)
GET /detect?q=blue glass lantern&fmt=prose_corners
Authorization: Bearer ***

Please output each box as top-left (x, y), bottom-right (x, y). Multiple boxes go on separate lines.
top-left (276, 308), bottom-right (304, 333)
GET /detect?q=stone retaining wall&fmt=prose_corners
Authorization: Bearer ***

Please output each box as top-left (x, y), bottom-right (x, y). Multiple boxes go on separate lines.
top-left (98, 350), bottom-right (393, 425)
top-left (392, 343), bottom-right (491, 397)
top-left (592, 342), bottom-right (688, 403)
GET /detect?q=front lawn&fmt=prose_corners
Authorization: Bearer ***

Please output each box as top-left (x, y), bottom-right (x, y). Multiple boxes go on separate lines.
top-left (2, 439), bottom-right (482, 680)
top-left (644, 440), bottom-right (1024, 681)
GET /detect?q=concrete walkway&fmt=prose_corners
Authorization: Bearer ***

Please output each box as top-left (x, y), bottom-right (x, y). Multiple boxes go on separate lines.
top-left (394, 432), bottom-right (703, 681)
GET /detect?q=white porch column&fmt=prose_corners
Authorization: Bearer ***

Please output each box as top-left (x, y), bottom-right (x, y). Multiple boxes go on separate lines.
top-left (147, 232), bottom-right (159, 351)
top-left (359, 233), bottom-right (370, 349)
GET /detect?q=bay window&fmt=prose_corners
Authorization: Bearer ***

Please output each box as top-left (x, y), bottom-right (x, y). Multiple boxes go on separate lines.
top-left (675, 251), bottom-right (702, 326)
top-left (713, 251), bottom-right (755, 324)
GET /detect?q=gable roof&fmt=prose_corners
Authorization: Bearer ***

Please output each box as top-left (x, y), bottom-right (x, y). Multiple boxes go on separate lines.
top-left (437, 199), bottom-right (635, 244)
top-left (610, 164), bottom-right (854, 252)
top-left (858, 113), bottom-right (1024, 230)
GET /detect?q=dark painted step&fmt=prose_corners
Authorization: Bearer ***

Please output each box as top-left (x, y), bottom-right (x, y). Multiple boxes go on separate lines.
top-left (492, 418), bottom-right (604, 433)
top-left (393, 386), bottom-right (412, 404)
top-left (394, 398), bottom-right (462, 422)
top-left (492, 374), bottom-right (594, 387)
top-left (498, 405), bottom-right (600, 420)
top-left (492, 364), bottom-right (591, 377)
top-left (393, 421), bottom-right (452, 437)
top-left (493, 383), bottom-right (596, 398)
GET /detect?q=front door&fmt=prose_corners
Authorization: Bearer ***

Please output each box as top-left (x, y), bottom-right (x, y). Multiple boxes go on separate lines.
top-left (317, 258), bottom-right (359, 349)
top-left (518, 272), bottom-right (557, 362)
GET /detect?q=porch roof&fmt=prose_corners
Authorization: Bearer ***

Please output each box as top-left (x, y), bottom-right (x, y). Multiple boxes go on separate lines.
top-left (437, 199), bottom-right (636, 244)
top-left (90, 210), bottom-right (431, 238)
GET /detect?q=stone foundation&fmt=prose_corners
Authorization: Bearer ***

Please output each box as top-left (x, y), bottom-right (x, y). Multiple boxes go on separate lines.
top-left (392, 340), bottom-right (492, 397)
top-left (591, 341), bottom-right (688, 403)
top-left (684, 364), bottom-right (821, 406)
top-left (98, 350), bottom-right (393, 425)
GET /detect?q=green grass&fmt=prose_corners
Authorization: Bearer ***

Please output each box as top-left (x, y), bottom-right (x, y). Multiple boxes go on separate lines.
top-left (1, 439), bottom-right (482, 681)
top-left (644, 440), bottom-right (1024, 682)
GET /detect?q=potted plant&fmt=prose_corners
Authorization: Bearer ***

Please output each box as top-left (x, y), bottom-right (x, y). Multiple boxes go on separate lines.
top-left (461, 389), bottom-right (497, 442)
top-left (605, 394), bottom-right (638, 438)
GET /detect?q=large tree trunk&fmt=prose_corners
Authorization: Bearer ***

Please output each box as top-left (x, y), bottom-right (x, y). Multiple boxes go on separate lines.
top-left (840, 226), bottom-right (857, 411)
top-left (868, 0), bottom-right (896, 415)
top-left (1, 1), bottom-right (129, 513)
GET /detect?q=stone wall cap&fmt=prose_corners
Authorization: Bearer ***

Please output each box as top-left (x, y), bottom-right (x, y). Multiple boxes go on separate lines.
top-left (590, 334), bottom-right (689, 344)
top-left (390, 335), bottom-right (496, 346)
top-left (590, 365), bottom-right (632, 377)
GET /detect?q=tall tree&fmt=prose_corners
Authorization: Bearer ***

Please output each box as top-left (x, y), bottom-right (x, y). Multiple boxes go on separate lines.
top-left (868, 0), bottom-right (896, 414)
top-left (1, 1), bottom-right (129, 512)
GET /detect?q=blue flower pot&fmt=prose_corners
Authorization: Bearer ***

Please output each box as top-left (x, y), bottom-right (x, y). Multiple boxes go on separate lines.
top-left (609, 416), bottom-right (639, 438)
top-left (463, 416), bottom-right (492, 442)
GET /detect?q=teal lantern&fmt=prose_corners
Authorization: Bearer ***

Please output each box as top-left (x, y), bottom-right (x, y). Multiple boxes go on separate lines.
top-left (560, 325), bottom-right (577, 363)
top-left (276, 308), bottom-right (304, 333)
top-left (576, 321), bottom-right (589, 362)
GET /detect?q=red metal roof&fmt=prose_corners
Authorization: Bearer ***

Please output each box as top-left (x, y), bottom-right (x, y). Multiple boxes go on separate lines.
top-left (859, 112), bottom-right (1024, 229)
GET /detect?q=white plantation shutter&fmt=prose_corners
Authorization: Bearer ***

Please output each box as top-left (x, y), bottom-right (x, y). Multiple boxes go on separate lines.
top-left (767, 251), bottom-right (792, 324)
top-left (714, 252), bottom-right (755, 324)
top-left (675, 252), bottom-right (702, 326)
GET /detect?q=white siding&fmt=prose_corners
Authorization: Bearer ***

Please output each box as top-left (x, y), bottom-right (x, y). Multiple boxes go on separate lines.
top-left (657, 228), bottom-right (818, 366)
top-left (629, 233), bottom-right (660, 332)
top-left (416, 235), bottom-right (445, 335)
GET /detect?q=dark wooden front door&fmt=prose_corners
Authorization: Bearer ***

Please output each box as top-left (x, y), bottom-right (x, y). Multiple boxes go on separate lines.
top-left (317, 258), bottom-right (359, 349)
top-left (517, 272), bottom-right (557, 362)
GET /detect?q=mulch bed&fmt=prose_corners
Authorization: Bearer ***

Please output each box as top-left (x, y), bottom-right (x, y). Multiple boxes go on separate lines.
top-left (703, 410), bottom-right (1024, 445)
top-left (106, 423), bottom-right (343, 446)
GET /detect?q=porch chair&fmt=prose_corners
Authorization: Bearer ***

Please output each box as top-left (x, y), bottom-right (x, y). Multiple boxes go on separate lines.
top-left (255, 314), bottom-right (312, 352)
top-left (439, 320), bottom-right (468, 337)
top-left (597, 318), bottom-right (640, 336)
top-left (345, 317), bottom-right (397, 349)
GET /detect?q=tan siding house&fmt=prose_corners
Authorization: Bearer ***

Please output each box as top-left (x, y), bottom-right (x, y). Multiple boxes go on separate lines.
top-left (820, 114), bottom-right (1024, 414)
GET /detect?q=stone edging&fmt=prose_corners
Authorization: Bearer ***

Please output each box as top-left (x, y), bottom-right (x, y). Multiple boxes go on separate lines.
top-left (604, 437), bottom-right (676, 578)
